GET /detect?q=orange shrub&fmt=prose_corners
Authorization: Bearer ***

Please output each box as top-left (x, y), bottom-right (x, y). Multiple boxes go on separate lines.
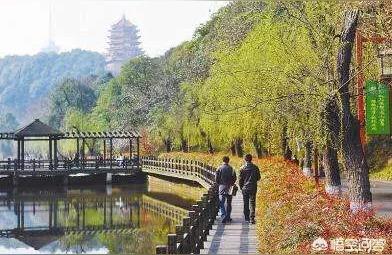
top-left (257, 158), bottom-right (392, 254)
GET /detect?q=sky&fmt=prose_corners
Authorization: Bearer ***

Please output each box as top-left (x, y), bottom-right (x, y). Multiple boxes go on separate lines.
top-left (0, 0), bottom-right (229, 58)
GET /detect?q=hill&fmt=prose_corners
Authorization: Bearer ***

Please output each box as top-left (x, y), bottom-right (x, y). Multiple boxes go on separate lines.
top-left (0, 49), bottom-right (105, 122)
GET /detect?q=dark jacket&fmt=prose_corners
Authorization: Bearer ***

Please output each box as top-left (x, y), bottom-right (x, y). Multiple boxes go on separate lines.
top-left (216, 163), bottom-right (236, 185)
top-left (239, 162), bottom-right (261, 193)
top-left (216, 163), bottom-right (236, 195)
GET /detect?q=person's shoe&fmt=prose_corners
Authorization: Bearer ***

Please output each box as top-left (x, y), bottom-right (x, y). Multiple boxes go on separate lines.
top-left (222, 219), bottom-right (228, 224)
top-left (228, 218), bottom-right (233, 223)
top-left (245, 219), bottom-right (250, 223)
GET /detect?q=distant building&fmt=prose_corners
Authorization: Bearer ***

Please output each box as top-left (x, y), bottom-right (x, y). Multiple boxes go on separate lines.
top-left (41, 40), bottom-right (60, 53)
top-left (41, 1), bottom-right (60, 54)
top-left (106, 15), bottom-right (143, 75)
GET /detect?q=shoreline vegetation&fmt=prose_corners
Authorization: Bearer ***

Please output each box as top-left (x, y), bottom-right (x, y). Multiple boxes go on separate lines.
top-left (159, 151), bottom-right (392, 254)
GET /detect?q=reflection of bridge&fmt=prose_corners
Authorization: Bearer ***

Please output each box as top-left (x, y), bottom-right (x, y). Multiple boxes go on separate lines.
top-left (0, 192), bottom-right (189, 249)
top-left (141, 195), bottom-right (188, 224)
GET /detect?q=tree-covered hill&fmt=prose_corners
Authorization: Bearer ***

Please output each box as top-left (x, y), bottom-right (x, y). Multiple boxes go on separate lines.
top-left (0, 49), bottom-right (105, 122)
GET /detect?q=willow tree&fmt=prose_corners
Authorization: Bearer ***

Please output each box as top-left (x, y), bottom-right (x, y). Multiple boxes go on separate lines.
top-left (195, 11), bottom-right (326, 161)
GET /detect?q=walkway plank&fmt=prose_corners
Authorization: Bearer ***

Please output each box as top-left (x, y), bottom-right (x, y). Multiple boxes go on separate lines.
top-left (200, 192), bottom-right (258, 254)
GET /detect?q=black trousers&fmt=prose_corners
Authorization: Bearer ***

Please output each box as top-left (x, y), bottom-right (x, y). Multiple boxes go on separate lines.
top-left (242, 190), bottom-right (256, 221)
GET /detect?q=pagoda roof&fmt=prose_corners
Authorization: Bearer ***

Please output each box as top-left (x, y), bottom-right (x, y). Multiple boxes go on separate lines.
top-left (112, 15), bottom-right (134, 28)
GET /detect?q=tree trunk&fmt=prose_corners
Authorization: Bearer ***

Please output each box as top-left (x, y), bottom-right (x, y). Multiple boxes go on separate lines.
top-left (207, 137), bottom-right (214, 154)
top-left (180, 138), bottom-right (188, 152)
top-left (252, 134), bottom-right (263, 158)
top-left (323, 146), bottom-right (341, 194)
top-left (303, 141), bottom-right (313, 176)
top-left (234, 138), bottom-right (244, 158)
top-left (284, 146), bottom-right (293, 161)
top-left (230, 141), bottom-right (236, 156)
top-left (163, 138), bottom-right (172, 153)
top-left (336, 10), bottom-right (371, 209)
top-left (281, 126), bottom-right (292, 160)
top-left (322, 97), bottom-right (342, 195)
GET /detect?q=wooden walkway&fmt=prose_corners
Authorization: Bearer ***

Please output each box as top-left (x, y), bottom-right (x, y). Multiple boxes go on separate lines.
top-left (200, 192), bottom-right (258, 254)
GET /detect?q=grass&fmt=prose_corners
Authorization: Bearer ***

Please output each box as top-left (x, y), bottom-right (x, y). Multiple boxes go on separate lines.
top-left (371, 163), bottom-right (392, 181)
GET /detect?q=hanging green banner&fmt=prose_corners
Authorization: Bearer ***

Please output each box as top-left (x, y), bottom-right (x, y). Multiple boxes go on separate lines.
top-left (365, 80), bottom-right (390, 135)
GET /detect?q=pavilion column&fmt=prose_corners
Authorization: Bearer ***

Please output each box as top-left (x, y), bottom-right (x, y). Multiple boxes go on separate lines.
top-left (76, 202), bottom-right (80, 229)
top-left (17, 201), bottom-right (21, 229)
top-left (21, 201), bottom-right (25, 230)
top-left (109, 138), bottom-right (113, 170)
top-left (103, 197), bottom-right (107, 227)
top-left (82, 199), bottom-right (85, 228)
top-left (49, 138), bottom-right (53, 170)
top-left (136, 137), bottom-right (140, 164)
top-left (17, 139), bottom-right (20, 169)
top-left (103, 139), bottom-right (107, 162)
top-left (49, 201), bottom-right (53, 229)
top-left (137, 199), bottom-right (140, 228)
top-left (76, 138), bottom-right (80, 160)
top-left (110, 197), bottom-right (113, 227)
top-left (21, 138), bottom-right (25, 170)
top-left (53, 139), bottom-right (58, 170)
top-left (129, 139), bottom-right (133, 159)
top-left (81, 138), bottom-right (85, 169)
top-left (53, 200), bottom-right (58, 228)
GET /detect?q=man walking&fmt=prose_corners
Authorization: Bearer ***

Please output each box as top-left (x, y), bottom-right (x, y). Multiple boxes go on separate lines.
top-left (239, 154), bottom-right (261, 224)
top-left (215, 156), bottom-right (236, 223)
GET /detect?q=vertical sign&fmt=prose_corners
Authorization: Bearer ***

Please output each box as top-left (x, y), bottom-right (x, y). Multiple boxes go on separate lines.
top-left (365, 80), bottom-right (390, 135)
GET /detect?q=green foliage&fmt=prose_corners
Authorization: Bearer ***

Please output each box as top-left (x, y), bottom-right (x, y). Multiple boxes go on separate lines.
top-left (371, 164), bottom-right (392, 181)
top-left (0, 49), bottom-right (105, 122)
top-left (0, 113), bottom-right (18, 157)
top-left (48, 77), bottom-right (97, 129)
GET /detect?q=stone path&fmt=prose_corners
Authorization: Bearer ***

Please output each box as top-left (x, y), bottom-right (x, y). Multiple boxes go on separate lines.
top-left (369, 181), bottom-right (392, 217)
top-left (200, 192), bottom-right (258, 254)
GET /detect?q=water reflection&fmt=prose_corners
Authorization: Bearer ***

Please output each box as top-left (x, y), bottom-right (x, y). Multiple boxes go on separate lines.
top-left (0, 176), bottom-right (204, 254)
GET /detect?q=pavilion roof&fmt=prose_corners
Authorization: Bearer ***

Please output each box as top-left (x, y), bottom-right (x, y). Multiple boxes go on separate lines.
top-left (0, 119), bottom-right (141, 140)
top-left (14, 119), bottom-right (63, 137)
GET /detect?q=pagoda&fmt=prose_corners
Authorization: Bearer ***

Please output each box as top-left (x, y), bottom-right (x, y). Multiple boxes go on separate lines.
top-left (106, 15), bottom-right (143, 75)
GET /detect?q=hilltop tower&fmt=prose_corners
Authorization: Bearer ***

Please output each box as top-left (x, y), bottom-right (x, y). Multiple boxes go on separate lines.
top-left (41, 1), bottom-right (59, 53)
top-left (106, 15), bottom-right (143, 75)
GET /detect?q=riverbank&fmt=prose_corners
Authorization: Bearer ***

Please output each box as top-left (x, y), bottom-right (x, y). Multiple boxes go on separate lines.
top-left (159, 152), bottom-right (392, 254)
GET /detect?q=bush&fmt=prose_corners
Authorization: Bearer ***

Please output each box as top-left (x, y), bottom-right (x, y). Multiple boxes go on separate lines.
top-left (257, 158), bottom-right (392, 254)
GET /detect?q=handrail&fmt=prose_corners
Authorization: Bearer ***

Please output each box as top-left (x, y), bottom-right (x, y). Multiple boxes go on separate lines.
top-left (141, 156), bottom-right (219, 254)
top-left (0, 158), bottom-right (140, 172)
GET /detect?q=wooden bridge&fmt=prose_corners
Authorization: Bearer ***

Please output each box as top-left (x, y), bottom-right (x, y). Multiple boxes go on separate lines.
top-left (141, 156), bottom-right (259, 254)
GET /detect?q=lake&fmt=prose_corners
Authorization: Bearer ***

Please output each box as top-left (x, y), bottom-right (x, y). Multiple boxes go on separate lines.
top-left (0, 176), bottom-right (205, 254)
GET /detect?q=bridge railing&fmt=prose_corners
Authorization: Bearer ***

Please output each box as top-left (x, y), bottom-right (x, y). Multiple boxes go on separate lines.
top-left (0, 158), bottom-right (141, 172)
top-left (141, 156), bottom-right (219, 254)
top-left (141, 156), bottom-right (216, 188)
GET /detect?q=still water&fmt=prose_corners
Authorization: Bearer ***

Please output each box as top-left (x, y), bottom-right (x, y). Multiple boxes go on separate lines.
top-left (0, 176), bottom-right (205, 254)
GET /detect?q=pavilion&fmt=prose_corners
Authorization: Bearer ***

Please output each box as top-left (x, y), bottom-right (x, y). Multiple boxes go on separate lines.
top-left (0, 119), bottom-right (141, 172)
